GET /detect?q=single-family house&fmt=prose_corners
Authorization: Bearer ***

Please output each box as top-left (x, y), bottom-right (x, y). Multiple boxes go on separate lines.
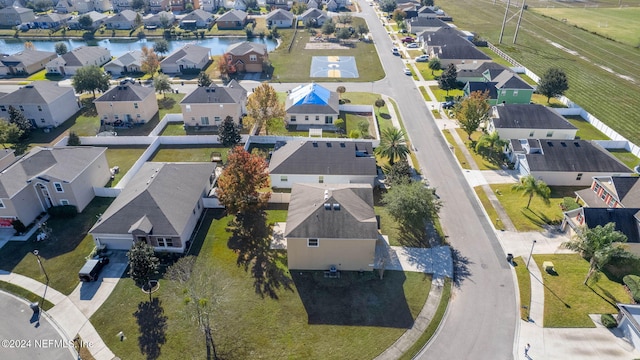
top-left (104, 10), bottom-right (139, 29)
top-left (148, 0), bottom-right (170, 13)
top-left (327, 0), bottom-right (338, 11)
top-left (233, 0), bottom-right (247, 11)
top-left (143, 11), bottom-right (175, 28)
top-left (306, 0), bottom-right (319, 9)
top-left (266, 9), bottom-right (294, 28)
top-left (507, 139), bottom-right (633, 186)
top-left (170, 0), bottom-right (200, 12)
top-left (0, 49), bottom-right (57, 76)
top-left (285, 83), bottom-right (339, 128)
top-left (225, 41), bottom-right (268, 73)
top-left (179, 9), bottom-right (213, 29)
top-left (269, 140), bottom-right (377, 189)
top-left (55, 0), bottom-right (76, 13)
top-left (94, 82), bottom-right (158, 125)
top-left (456, 62), bottom-right (510, 84)
top-left (112, 0), bottom-right (133, 11)
top-left (45, 46), bottom-right (111, 76)
top-left (284, 183), bottom-right (378, 271)
top-left (216, 9), bottom-right (248, 30)
top-left (575, 176), bottom-right (640, 210)
top-left (33, 13), bottom-right (71, 29)
top-left (0, 81), bottom-right (80, 128)
top-left (298, 8), bottom-right (328, 27)
top-left (487, 104), bottom-right (577, 140)
top-left (407, 17), bottom-right (446, 35)
top-left (0, 7), bottom-right (35, 27)
top-left (416, 5), bottom-right (437, 18)
top-left (200, 0), bottom-right (219, 12)
top-left (419, 26), bottom-right (491, 67)
top-left (89, 162), bottom-right (216, 252)
top-left (160, 44), bottom-right (210, 74)
top-left (104, 50), bottom-right (143, 75)
top-left (180, 80), bottom-right (247, 128)
top-left (464, 67), bottom-right (534, 105)
top-left (68, 11), bottom-right (108, 30)
top-left (0, 146), bottom-right (110, 228)
top-left (265, 0), bottom-right (290, 9)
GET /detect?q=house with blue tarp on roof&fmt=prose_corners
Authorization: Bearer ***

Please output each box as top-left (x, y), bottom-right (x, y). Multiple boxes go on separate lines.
top-left (285, 83), bottom-right (339, 130)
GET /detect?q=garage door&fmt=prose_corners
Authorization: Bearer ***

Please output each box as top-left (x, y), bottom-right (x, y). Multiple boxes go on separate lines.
top-left (97, 237), bottom-right (134, 250)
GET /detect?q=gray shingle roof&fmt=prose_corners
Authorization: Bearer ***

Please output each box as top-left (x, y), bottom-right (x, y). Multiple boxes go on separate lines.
top-left (56, 46), bottom-right (110, 67)
top-left (269, 140), bottom-right (376, 176)
top-left (493, 104), bottom-right (576, 130)
top-left (90, 162), bottom-right (215, 236)
top-left (217, 9), bottom-right (247, 22)
top-left (0, 147), bottom-right (107, 198)
top-left (1, 49), bottom-right (56, 69)
top-left (466, 82), bottom-right (497, 99)
top-left (104, 50), bottom-right (143, 68)
top-left (608, 176), bottom-right (640, 207)
top-left (457, 62), bottom-right (508, 78)
top-left (94, 83), bottom-right (154, 103)
top-left (299, 8), bottom-right (327, 21)
top-left (226, 41), bottom-right (267, 56)
top-left (161, 44), bottom-right (210, 66)
top-left (265, 8), bottom-right (294, 21)
top-left (105, 9), bottom-right (138, 23)
top-left (525, 140), bottom-right (632, 173)
top-left (181, 80), bottom-right (246, 104)
top-left (284, 183), bottom-right (378, 240)
top-left (492, 70), bottom-right (534, 90)
top-left (0, 81), bottom-right (74, 105)
top-left (181, 9), bottom-right (211, 22)
top-left (582, 207), bottom-right (640, 243)
top-left (424, 27), bottom-right (491, 61)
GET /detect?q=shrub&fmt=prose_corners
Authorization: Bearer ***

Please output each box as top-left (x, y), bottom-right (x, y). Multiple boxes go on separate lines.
top-left (11, 219), bottom-right (26, 234)
top-left (624, 275), bottom-right (640, 303)
top-left (601, 314), bottom-right (617, 328)
top-left (562, 197), bottom-right (580, 211)
top-left (48, 205), bottom-right (78, 218)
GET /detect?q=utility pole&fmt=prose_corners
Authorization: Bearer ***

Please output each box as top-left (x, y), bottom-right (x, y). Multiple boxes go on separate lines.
top-left (513, 0), bottom-right (527, 44)
top-left (526, 240), bottom-right (537, 269)
top-left (498, 0), bottom-right (511, 44)
top-left (33, 250), bottom-right (50, 322)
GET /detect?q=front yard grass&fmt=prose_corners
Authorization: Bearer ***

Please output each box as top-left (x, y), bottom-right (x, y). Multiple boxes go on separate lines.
top-left (105, 146), bottom-right (147, 187)
top-left (442, 129), bottom-right (468, 169)
top-left (566, 116), bottom-right (609, 140)
top-left (513, 256), bottom-right (531, 321)
top-left (489, 185), bottom-right (582, 232)
top-left (536, 253), bottom-right (628, 328)
top-left (428, 86), bottom-right (464, 102)
top-left (149, 145), bottom-right (230, 163)
top-left (92, 209), bottom-right (432, 359)
top-left (473, 186), bottom-right (505, 231)
top-left (419, 86), bottom-right (431, 101)
top-left (0, 197), bottom-right (114, 295)
top-left (455, 129), bottom-right (500, 171)
top-left (414, 63), bottom-right (441, 81)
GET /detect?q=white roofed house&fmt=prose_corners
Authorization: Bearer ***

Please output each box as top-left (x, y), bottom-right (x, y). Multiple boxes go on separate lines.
top-left (285, 83), bottom-right (339, 129)
top-left (94, 82), bottom-right (158, 126)
top-left (104, 50), bottom-right (143, 75)
top-left (0, 81), bottom-right (80, 128)
top-left (160, 44), bottom-right (210, 74)
top-left (45, 46), bottom-right (111, 76)
top-left (180, 80), bottom-right (247, 129)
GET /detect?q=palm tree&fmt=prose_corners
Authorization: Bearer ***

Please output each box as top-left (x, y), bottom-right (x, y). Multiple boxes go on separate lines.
top-left (511, 175), bottom-right (550, 209)
top-left (562, 223), bottom-right (629, 285)
top-left (375, 128), bottom-right (410, 166)
top-left (475, 131), bottom-right (506, 160)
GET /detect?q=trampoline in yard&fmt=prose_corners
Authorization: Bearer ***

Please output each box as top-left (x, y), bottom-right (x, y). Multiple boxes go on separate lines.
top-left (310, 56), bottom-right (359, 78)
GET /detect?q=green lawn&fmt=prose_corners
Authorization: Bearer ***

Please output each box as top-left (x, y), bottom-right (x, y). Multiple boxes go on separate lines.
top-left (490, 185), bottom-right (581, 232)
top-left (0, 197), bottom-right (114, 295)
top-left (428, 86), bottom-right (464, 102)
top-left (512, 256), bottom-right (531, 321)
top-left (477, 47), bottom-right (515, 67)
top-left (343, 112), bottom-right (374, 138)
top-left (442, 129), bottom-right (468, 169)
top-left (159, 123), bottom-right (186, 136)
top-left (566, 116), bottom-right (609, 140)
top-left (536, 253), bottom-right (629, 328)
top-left (92, 210), bottom-right (432, 359)
top-left (0, 280), bottom-right (55, 310)
top-left (105, 147), bottom-right (147, 187)
top-left (473, 186), bottom-right (504, 231)
top-left (419, 86), bottom-right (431, 101)
top-left (608, 149), bottom-right (640, 169)
top-left (414, 63), bottom-right (441, 81)
top-left (455, 129), bottom-right (501, 171)
top-left (149, 145), bottom-right (230, 163)
top-left (530, 94), bottom-right (567, 108)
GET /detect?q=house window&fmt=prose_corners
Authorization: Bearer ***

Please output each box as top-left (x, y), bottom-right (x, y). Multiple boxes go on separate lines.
top-left (134, 103), bottom-right (139, 109)
top-left (529, 131), bottom-right (534, 137)
top-left (546, 131), bottom-right (553, 137)
top-left (308, 238), bottom-right (319, 247)
top-left (315, 115), bottom-right (319, 121)
top-left (157, 237), bottom-right (174, 247)
top-left (0, 106), bottom-right (5, 111)
top-left (305, 115), bottom-right (309, 121)
top-left (290, 115), bottom-right (296, 122)
top-left (600, 191), bottom-right (607, 200)
top-left (280, 176), bottom-right (288, 182)
top-left (325, 116), bottom-right (333, 124)
top-left (608, 198), bottom-right (616, 207)
top-left (214, 116), bottom-right (221, 122)
top-left (318, 176), bottom-right (324, 184)
top-left (500, 90), bottom-right (506, 96)
top-left (41, 119), bottom-right (45, 123)
top-left (37, 105), bottom-right (42, 111)
top-left (201, 116), bottom-right (209, 125)
top-left (249, 54), bottom-right (257, 62)
top-left (186, 105), bottom-right (191, 112)
top-left (0, 199), bottom-right (4, 208)
top-left (60, 199), bottom-right (70, 205)
top-left (576, 173), bottom-right (583, 181)
top-left (19, 105), bottom-right (24, 111)
top-left (513, 90), bottom-right (519, 97)
top-left (53, 182), bottom-right (63, 193)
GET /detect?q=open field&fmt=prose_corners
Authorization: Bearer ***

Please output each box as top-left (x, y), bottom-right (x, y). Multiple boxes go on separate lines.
top-left (440, 0), bottom-right (640, 146)
top-left (532, 7), bottom-right (640, 47)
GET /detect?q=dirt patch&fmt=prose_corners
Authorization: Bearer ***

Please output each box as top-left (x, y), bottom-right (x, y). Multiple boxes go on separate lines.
top-left (305, 42), bottom-right (353, 50)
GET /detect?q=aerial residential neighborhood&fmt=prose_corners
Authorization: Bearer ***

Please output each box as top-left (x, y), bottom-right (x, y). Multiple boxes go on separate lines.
top-left (0, 0), bottom-right (639, 359)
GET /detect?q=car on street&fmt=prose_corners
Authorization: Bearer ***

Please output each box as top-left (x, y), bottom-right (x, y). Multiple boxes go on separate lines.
top-left (407, 43), bottom-right (420, 48)
top-left (441, 100), bottom-right (456, 109)
top-left (401, 36), bottom-right (414, 43)
top-left (403, 68), bottom-right (412, 75)
top-left (416, 55), bottom-right (429, 62)
top-left (392, 47), bottom-right (400, 55)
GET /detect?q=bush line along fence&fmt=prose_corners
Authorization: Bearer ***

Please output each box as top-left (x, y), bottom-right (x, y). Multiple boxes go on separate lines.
top-left (488, 42), bottom-right (640, 158)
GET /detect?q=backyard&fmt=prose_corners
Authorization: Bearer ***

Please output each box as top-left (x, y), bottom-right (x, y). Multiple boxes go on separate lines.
top-left (149, 145), bottom-right (230, 163)
top-left (105, 147), bottom-right (147, 187)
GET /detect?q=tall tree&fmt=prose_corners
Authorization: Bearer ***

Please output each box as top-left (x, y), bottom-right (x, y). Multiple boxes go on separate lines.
top-left (218, 53), bottom-right (236, 81)
top-left (245, 83), bottom-right (285, 135)
top-left (538, 67), bottom-right (569, 103)
top-left (511, 175), bottom-right (550, 209)
top-left (159, 14), bottom-right (172, 29)
top-left (336, 86), bottom-right (346, 99)
top-left (336, 27), bottom-right (352, 42)
top-left (384, 159), bottom-right (412, 187)
top-left (197, 72), bottom-right (212, 87)
top-left (217, 116), bottom-right (241, 147)
top-left (8, 106), bottom-right (32, 137)
top-left (54, 42), bottom-right (68, 55)
top-left (0, 121), bottom-right (24, 148)
top-left (392, 9), bottom-right (406, 22)
top-left (217, 146), bottom-right (270, 214)
top-left (321, 18), bottom-right (335, 35)
top-left (153, 39), bottom-right (169, 56)
top-left (72, 65), bottom-right (110, 98)
top-left (154, 74), bottom-right (172, 98)
top-left (421, 0), bottom-right (434, 6)
top-left (475, 130), bottom-right (505, 160)
top-left (132, 0), bottom-right (145, 11)
top-left (127, 240), bottom-right (159, 287)
top-left (134, 13), bottom-right (143, 29)
top-left (379, 0), bottom-right (397, 13)
top-left (438, 63), bottom-right (458, 94)
top-left (141, 46), bottom-right (160, 78)
top-left (428, 57), bottom-right (441, 75)
top-left (291, 2), bottom-right (307, 15)
top-left (67, 131), bottom-right (81, 146)
top-left (375, 127), bottom-right (410, 165)
top-left (455, 90), bottom-right (491, 139)
top-left (78, 14), bottom-right (93, 29)
top-left (355, 23), bottom-right (369, 38)
top-left (382, 181), bottom-right (441, 240)
top-left (562, 223), bottom-right (630, 285)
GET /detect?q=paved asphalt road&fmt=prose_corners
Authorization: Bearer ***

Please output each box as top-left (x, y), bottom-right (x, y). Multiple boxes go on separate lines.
top-left (0, 291), bottom-right (75, 360)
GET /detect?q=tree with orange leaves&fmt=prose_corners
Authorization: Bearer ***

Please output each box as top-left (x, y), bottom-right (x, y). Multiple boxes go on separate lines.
top-left (217, 146), bottom-right (271, 214)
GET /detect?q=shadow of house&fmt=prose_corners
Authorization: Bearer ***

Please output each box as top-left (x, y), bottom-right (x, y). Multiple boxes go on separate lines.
top-left (292, 270), bottom-right (414, 328)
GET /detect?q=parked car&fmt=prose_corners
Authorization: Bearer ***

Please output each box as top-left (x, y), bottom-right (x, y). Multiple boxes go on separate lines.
top-left (407, 43), bottom-right (420, 49)
top-left (401, 36), bottom-right (414, 43)
top-left (441, 100), bottom-right (456, 109)
top-left (79, 256), bottom-right (109, 282)
top-left (416, 55), bottom-right (429, 62)
top-left (392, 47), bottom-right (400, 56)
top-left (403, 68), bottom-right (412, 75)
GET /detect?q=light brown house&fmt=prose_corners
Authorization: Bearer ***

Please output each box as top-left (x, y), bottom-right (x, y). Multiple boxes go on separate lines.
top-left (0, 49), bottom-right (57, 76)
top-left (0, 147), bottom-right (110, 228)
top-left (216, 9), bottom-right (248, 30)
top-left (226, 41), bottom-right (268, 73)
top-left (94, 82), bottom-right (158, 125)
top-left (180, 80), bottom-right (247, 127)
top-left (285, 183), bottom-right (378, 271)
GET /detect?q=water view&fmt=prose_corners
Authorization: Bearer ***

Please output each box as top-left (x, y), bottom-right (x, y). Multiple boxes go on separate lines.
top-left (0, 37), bottom-right (278, 57)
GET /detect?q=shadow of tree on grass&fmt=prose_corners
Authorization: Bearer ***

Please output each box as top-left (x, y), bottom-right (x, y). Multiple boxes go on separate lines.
top-left (134, 297), bottom-right (168, 360)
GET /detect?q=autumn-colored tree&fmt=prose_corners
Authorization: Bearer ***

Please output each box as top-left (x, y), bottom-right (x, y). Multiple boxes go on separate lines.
top-left (245, 83), bottom-right (285, 135)
top-left (141, 46), bottom-right (160, 78)
top-left (454, 90), bottom-right (491, 140)
top-left (217, 146), bottom-right (271, 214)
top-left (24, 41), bottom-right (35, 50)
top-left (218, 53), bottom-right (236, 80)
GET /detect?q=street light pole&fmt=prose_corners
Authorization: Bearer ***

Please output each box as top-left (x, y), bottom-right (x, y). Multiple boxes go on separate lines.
top-left (526, 240), bottom-right (537, 269)
top-left (33, 250), bottom-right (50, 319)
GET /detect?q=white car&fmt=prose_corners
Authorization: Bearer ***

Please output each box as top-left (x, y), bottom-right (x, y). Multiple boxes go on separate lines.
top-left (416, 55), bottom-right (429, 62)
top-left (392, 47), bottom-right (400, 55)
top-left (403, 68), bottom-right (412, 75)
top-left (407, 43), bottom-right (420, 49)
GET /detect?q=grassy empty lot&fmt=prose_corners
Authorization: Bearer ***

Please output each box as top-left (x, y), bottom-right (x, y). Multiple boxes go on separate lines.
top-left (535, 253), bottom-right (628, 328)
top-left (105, 147), bottom-right (147, 187)
top-left (92, 210), bottom-right (431, 359)
top-left (149, 145), bottom-right (230, 163)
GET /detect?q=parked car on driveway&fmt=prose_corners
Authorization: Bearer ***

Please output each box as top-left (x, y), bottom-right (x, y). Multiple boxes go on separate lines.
top-left (441, 100), bottom-right (456, 109)
top-left (416, 55), bottom-right (429, 62)
top-left (401, 36), bottom-right (414, 43)
top-left (407, 43), bottom-right (420, 49)
top-left (79, 256), bottom-right (110, 282)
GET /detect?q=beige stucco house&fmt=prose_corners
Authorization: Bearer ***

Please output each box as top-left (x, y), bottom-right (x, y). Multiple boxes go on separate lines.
top-left (0, 147), bottom-right (110, 228)
top-left (94, 82), bottom-right (158, 125)
top-left (45, 46), bottom-right (111, 76)
top-left (0, 81), bottom-right (80, 128)
top-left (285, 183), bottom-right (378, 271)
top-left (180, 80), bottom-right (247, 127)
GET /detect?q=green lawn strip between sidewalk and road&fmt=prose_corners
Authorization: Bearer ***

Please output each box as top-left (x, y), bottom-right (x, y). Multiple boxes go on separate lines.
top-left (473, 186), bottom-right (505, 231)
top-left (454, 129), bottom-right (501, 171)
top-left (0, 280), bottom-right (55, 311)
top-left (513, 256), bottom-right (531, 321)
top-left (442, 129), bottom-right (469, 169)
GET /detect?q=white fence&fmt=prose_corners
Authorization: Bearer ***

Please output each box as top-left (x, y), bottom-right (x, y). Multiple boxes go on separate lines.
top-left (553, 108), bottom-right (582, 116)
top-left (94, 187), bottom-right (122, 197)
top-left (149, 113), bottom-right (183, 137)
top-left (269, 192), bottom-right (291, 204)
top-left (594, 140), bottom-right (629, 150)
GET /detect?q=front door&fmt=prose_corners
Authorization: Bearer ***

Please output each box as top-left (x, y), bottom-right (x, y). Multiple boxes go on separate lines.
top-left (37, 183), bottom-right (53, 209)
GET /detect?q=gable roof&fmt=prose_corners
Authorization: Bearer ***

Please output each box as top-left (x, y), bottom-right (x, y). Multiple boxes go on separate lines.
top-left (412, 17), bottom-right (448, 32)
top-left (457, 61), bottom-right (508, 78)
top-left (0, 81), bottom-right (74, 105)
top-left (226, 41), bottom-right (267, 56)
top-left (144, 11), bottom-right (175, 24)
top-left (0, 6), bottom-right (33, 15)
top-left (491, 70), bottom-right (534, 90)
top-left (35, 13), bottom-right (70, 22)
top-left (524, 140), bottom-right (632, 173)
top-left (90, 162), bottom-right (215, 236)
top-left (594, 176), bottom-right (640, 208)
top-left (105, 9), bottom-right (138, 23)
top-left (55, 46), bottom-right (110, 67)
top-left (582, 207), bottom-right (640, 243)
top-left (69, 11), bottom-right (108, 24)
top-left (284, 183), bottom-right (378, 240)
top-left (492, 104), bottom-right (576, 130)
top-left (181, 9), bottom-right (211, 22)
top-left (161, 44), bottom-right (210, 65)
top-left (0, 146), bottom-right (106, 198)
top-left (266, 8), bottom-right (294, 21)
top-left (1, 49), bottom-right (56, 68)
top-left (466, 81), bottom-right (498, 99)
top-left (217, 9), bottom-right (247, 22)
top-left (423, 27), bottom-right (491, 61)
top-left (104, 50), bottom-right (143, 68)
top-left (269, 140), bottom-right (376, 176)
top-left (94, 83), bottom-right (155, 102)
top-left (299, 8), bottom-right (327, 20)
top-left (181, 80), bottom-right (246, 105)
top-left (285, 83), bottom-right (339, 114)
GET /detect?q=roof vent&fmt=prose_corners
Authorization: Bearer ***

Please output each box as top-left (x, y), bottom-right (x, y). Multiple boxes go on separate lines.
top-left (324, 203), bottom-right (331, 210)
top-left (561, 142), bottom-right (567, 147)
top-left (313, 142), bottom-right (318, 147)
top-left (547, 142), bottom-right (553, 147)
top-left (326, 142), bottom-right (332, 147)
top-left (333, 203), bottom-right (340, 210)
top-left (574, 142), bottom-right (581, 147)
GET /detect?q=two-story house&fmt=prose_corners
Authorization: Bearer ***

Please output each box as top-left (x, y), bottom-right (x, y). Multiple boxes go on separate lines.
top-left (463, 67), bottom-right (534, 105)
top-left (225, 41), bottom-right (268, 73)
top-left (94, 82), bottom-right (158, 125)
top-left (0, 81), bottom-right (80, 128)
top-left (45, 46), bottom-right (111, 76)
top-left (180, 80), bottom-right (247, 128)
